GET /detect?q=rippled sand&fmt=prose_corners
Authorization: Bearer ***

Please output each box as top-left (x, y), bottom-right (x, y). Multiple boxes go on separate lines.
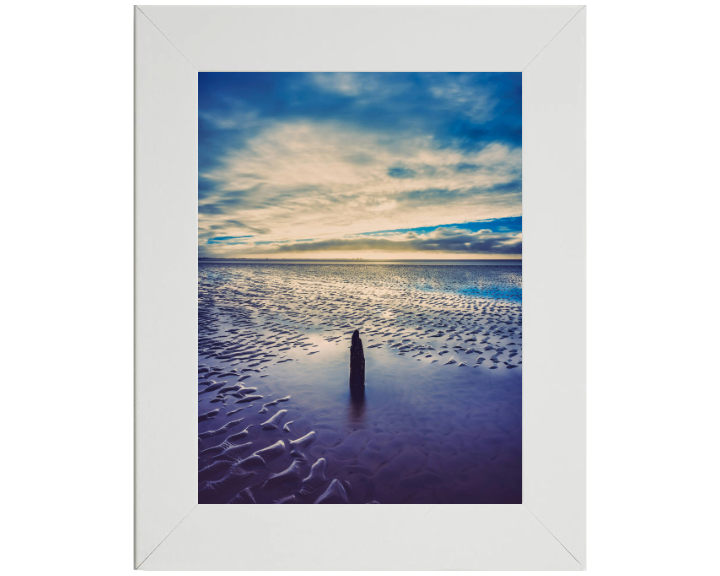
top-left (198, 262), bottom-right (522, 504)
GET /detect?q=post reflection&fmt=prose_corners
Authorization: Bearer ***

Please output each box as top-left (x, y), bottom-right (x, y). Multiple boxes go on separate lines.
top-left (348, 386), bottom-right (366, 423)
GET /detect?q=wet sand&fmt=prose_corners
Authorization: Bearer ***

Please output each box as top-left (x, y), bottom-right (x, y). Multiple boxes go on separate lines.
top-left (198, 262), bottom-right (522, 504)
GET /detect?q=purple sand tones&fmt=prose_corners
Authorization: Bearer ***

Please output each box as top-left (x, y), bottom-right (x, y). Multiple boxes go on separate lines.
top-left (198, 262), bottom-right (522, 504)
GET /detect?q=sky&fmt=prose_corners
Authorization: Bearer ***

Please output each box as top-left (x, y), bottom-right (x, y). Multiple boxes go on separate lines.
top-left (198, 72), bottom-right (521, 259)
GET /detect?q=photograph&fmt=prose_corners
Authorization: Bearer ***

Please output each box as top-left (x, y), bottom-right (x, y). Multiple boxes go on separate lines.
top-left (197, 72), bottom-right (522, 504)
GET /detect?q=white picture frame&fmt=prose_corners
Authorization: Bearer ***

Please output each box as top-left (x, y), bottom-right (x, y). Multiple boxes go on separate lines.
top-left (135, 5), bottom-right (586, 570)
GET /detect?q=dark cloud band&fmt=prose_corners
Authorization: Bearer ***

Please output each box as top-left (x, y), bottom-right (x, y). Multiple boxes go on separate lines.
top-left (274, 233), bottom-right (521, 255)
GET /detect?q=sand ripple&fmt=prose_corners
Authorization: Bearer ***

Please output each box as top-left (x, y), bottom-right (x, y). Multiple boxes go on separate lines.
top-left (198, 262), bottom-right (522, 504)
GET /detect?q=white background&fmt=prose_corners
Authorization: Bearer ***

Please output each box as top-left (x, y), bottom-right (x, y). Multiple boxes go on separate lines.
top-left (3, 1), bottom-right (717, 575)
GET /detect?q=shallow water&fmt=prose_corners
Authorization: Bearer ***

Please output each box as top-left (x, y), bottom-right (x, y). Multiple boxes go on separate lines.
top-left (198, 262), bottom-right (522, 504)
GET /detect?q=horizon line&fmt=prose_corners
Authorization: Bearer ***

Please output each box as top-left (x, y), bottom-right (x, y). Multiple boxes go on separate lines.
top-left (198, 256), bottom-right (523, 261)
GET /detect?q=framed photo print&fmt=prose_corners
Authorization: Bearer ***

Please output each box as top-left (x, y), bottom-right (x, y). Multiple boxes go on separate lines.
top-left (135, 5), bottom-right (585, 570)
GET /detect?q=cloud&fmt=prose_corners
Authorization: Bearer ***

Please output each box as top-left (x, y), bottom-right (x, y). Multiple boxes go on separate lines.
top-left (198, 73), bottom-right (522, 258)
top-left (311, 72), bottom-right (364, 96)
top-left (202, 223), bottom-right (521, 258)
top-left (428, 74), bottom-right (496, 123)
top-left (274, 234), bottom-right (521, 255)
top-left (198, 73), bottom-right (521, 162)
top-left (207, 235), bottom-right (253, 244)
top-left (198, 122), bottom-right (521, 241)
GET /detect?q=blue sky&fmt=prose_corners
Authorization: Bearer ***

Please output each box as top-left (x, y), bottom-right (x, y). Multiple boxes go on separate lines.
top-left (199, 73), bottom-right (521, 258)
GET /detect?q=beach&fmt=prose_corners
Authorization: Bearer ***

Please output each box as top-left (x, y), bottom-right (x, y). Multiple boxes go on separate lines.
top-left (198, 261), bottom-right (522, 504)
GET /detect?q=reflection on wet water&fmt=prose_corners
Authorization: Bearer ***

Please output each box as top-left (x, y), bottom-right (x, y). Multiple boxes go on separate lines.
top-left (198, 263), bottom-right (522, 504)
top-left (348, 386), bottom-right (366, 424)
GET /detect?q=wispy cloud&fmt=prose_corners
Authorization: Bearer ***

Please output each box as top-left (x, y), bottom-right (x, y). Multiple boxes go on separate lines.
top-left (206, 235), bottom-right (253, 245)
